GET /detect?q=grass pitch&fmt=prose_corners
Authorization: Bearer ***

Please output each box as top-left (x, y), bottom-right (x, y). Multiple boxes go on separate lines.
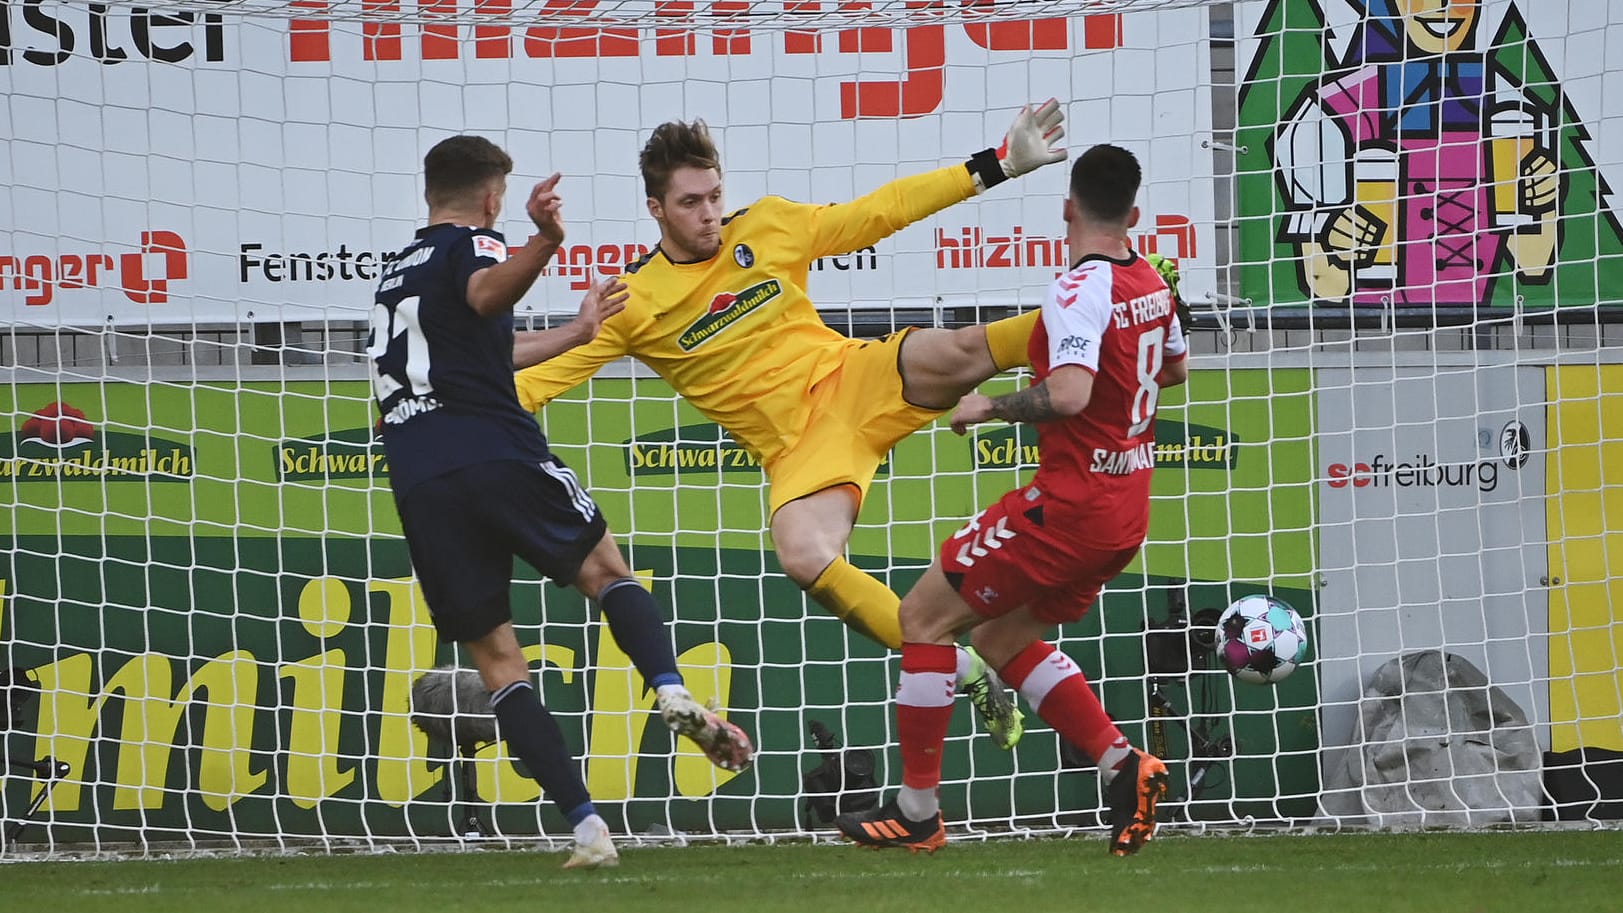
top-left (6, 830), bottom-right (1619, 913)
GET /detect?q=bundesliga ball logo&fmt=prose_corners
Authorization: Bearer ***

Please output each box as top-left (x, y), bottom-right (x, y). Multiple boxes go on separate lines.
top-left (1216, 594), bottom-right (1308, 685)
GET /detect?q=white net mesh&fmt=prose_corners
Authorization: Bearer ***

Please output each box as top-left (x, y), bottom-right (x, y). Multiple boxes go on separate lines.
top-left (1, 0), bottom-right (1620, 853)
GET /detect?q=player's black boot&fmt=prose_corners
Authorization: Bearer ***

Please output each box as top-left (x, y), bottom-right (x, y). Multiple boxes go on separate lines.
top-left (835, 799), bottom-right (946, 853)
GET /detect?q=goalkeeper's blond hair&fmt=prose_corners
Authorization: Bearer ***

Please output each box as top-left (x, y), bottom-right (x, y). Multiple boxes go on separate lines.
top-left (640, 119), bottom-right (721, 201)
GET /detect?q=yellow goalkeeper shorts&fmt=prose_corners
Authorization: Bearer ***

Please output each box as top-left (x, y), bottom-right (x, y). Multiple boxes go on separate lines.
top-left (765, 328), bottom-right (944, 515)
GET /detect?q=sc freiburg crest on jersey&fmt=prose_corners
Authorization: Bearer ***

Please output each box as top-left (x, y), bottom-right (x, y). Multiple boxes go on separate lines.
top-left (1027, 251), bottom-right (1188, 549)
top-left (368, 223), bottom-right (549, 495)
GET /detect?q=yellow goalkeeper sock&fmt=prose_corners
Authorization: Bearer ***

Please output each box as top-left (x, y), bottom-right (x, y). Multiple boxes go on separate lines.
top-left (985, 310), bottom-right (1040, 371)
top-left (807, 558), bottom-right (903, 650)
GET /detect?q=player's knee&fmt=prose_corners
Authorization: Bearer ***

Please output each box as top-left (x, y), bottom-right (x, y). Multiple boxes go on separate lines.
top-left (479, 655), bottom-right (530, 691)
top-left (897, 594), bottom-right (928, 640)
top-left (903, 326), bottom-right (986, 386)
top-left (572, 568), bottom-right (610, 601)
top-left (898, 592), bottom-right (954, 643)
top-left (466, 633), bottom-right (530, 690)
top-left (950, 325), bottom-right (997, 376)
top-left (968, 627), bottom-right (1020, 671)
top-left (777, 544), bottom-right (835, 588)
top-left (572, 533), bottom-right (629, 599)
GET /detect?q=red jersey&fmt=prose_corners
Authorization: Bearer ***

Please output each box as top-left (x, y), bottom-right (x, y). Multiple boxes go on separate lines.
top-left (1026, 251), bottom-right (1187, 548)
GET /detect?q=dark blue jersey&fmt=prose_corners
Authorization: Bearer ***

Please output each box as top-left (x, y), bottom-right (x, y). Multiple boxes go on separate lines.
top-left (368, 223), bottom-right (549, 494)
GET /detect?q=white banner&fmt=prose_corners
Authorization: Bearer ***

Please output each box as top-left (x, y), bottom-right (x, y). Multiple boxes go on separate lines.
top-left (0, 2), bottom-right (1213, 326)
top-left (1314, 365), bottom-right (1551, 757)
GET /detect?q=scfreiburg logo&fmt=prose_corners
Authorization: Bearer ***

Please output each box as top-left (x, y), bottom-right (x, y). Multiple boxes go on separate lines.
top-left (1499, 420), bottom-right (1530, 469)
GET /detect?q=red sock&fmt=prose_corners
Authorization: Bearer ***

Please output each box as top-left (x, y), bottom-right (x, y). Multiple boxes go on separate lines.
top-left (896, 643), bottom-right (959, 791)
top-left (1000, 641), bottom-right (1129, 768)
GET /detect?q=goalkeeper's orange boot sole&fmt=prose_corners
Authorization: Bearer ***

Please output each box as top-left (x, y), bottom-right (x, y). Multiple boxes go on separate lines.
top-left (835, 800), bottom-right (947, 854)
top-left (1107, 749), bottom-right (1168, 857)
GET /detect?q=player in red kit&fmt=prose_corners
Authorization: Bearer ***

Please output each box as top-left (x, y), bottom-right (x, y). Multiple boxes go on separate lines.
top-left (835, 143), bottom-right (1189, 857)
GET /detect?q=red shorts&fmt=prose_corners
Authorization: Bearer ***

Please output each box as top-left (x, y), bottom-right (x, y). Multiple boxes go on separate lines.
top-left (938, 483), bottom-right (1141, 624)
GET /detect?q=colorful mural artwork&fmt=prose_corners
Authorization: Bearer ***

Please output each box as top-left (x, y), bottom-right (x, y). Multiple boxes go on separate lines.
top-left (1237, 0), bottom-right (1623, 310)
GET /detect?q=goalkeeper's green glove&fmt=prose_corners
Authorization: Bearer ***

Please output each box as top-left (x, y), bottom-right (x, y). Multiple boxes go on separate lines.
top-left (967, 98), bottom-right (1067, 193)
top-left (1146, 252), bottom-right (1194, 329)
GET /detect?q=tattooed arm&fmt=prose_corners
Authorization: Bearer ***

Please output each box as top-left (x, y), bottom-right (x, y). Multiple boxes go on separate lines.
top-left (950, 365), bottom-right (1094, 435)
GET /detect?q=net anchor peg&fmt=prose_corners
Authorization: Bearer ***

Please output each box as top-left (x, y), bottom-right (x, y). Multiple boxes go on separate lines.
top-left (1197, 292), bottom-right (1252, 348)
top-left (1200, 138), bottom-right (1248, 155)
top-left (1539, 576), bottom-right (1562, 587)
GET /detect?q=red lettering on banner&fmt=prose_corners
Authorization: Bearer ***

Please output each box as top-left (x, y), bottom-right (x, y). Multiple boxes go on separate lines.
top-left (837, 1), bottom-right (893, 54)
top-left (783, 0), bottom-right (821, 53)
top-left (960, 0), bottom-right (1065, 51)
top-left (363, 0), bottom-right (403, 60)
top-left (1083, 13), bottom-right (1122, 49)
top-left (936, 218), bottom-right (1194, 272)
top-left (1134, 214), bottom-right (1197, 261)
top-left (283, 0), bottom-right (1125, 118)
top-left (545, 242), bottom-right (652, 291)
top-left (474, 0), bottom-right (512, 58)
top-left (121, 231), bottom-right (190, 304)
top-left (421, 0), bottom-right (460, 58)
top-left (1326, 463), bottom-right (1375, 489)
top-left (713, 0), bottom-right (750, 54)
top-left (289, 0), bottom-right (330, 61)
top-left (524, 0), bottom-right (638, 58)
top-left (0, 232), bottom-right (188, 307)
top-left (840, 0), bottom-right (943, 118)
top-left (655, 0), bottom-right (696, 56)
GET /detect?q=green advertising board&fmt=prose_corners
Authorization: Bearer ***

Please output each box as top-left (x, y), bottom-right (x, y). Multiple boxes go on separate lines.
top-left (0, 371), bottom-right (1318, 841)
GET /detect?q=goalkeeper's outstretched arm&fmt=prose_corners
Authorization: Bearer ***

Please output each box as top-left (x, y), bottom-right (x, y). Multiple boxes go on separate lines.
top-left (512, 277), bottom-right (627, 370)
top-left (802, 99), bottom-right (1068, 259)
top-left (511, 282), bottom-right (633, 411)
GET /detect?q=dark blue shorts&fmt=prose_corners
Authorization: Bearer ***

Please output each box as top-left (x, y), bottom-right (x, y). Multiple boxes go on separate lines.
top-left (396, 457), bottom-right (608, 643)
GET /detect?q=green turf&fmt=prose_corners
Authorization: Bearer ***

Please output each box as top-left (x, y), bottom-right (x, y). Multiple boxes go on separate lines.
top-left (5, 831), bottom-right (1620, 912)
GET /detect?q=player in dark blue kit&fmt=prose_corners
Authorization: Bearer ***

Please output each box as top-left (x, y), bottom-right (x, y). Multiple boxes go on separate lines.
top-left (369, 135), bottom-right (754, 869)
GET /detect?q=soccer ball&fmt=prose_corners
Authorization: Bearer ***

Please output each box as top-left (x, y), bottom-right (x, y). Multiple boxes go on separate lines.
top-left (1216, 595), bottom-right (1308, 685)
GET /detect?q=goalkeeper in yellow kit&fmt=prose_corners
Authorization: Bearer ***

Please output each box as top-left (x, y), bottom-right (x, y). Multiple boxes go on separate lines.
top-left (513, 103), bottom-right (1067, 749)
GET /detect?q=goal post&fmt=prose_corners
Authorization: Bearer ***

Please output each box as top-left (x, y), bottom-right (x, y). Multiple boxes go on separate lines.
top-left (0, 0), bottom-right (1620, 852)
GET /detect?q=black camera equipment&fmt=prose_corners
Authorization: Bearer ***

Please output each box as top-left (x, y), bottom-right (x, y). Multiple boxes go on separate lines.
top-left (1143, 582), bottom-right (1236, 822)
top-left (410, 667), bottom-right (498, 838)
top-left (2, 666), bottom-right (72, 844)
top-left (800, 719), bottom-right (878, 827)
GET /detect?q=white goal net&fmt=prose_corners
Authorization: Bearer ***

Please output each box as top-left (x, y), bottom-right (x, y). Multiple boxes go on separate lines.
top-left (0, 0), bottom-right (1619, 852)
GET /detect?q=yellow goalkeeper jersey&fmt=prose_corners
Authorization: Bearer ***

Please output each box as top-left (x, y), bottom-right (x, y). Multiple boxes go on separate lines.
top-left (513, 164), bottom-right (977, 464)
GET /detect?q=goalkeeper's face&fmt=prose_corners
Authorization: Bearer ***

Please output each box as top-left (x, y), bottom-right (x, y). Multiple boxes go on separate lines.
top-left (650, 166), bottom-right (725, 262)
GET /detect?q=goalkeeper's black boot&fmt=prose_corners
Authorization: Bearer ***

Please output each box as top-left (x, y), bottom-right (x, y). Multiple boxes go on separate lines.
top-left (1106, 748), bottom-right (1168, 857)
top-left (835, 799), bottom-right (946, 853)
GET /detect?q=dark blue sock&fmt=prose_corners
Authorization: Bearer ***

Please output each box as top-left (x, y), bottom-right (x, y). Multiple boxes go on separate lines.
top-left (563, 802), bottom-right (596, 828)
top-left (597, 578), bottom-right (683, 689)
top-left (489, 680), bottom-right (593, 821)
